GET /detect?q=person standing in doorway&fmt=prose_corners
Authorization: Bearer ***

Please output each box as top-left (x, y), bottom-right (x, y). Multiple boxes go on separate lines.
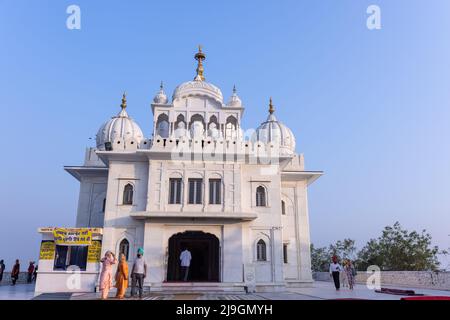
top-left (99, 251), bottom-right (117, 300)
top-left (0, 260), bottom-right (5, 283)
top-left (179, 247), bottom-right (192, 282)
top-left (329, 256), bottom-right (342, 291)
top-left (27, 262), bottom-right (35, 283)
top-left (11, 259), bottom-right (20, 286)
top-left (130, 248), bottom-right (147, 299)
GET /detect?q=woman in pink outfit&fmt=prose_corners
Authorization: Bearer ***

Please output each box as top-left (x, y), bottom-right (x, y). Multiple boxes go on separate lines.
top-left (99, 251), bottom-right (117, 299)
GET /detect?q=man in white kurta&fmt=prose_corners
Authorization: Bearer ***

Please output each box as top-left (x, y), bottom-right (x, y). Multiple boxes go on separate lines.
top-left (179, 248), bottom-right (192, 281)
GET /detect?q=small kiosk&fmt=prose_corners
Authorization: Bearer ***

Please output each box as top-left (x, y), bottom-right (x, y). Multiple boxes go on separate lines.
top-left (35, 227), bottom-right (103, 294)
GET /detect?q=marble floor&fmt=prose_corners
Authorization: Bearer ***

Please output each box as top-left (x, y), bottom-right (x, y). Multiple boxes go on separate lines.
top-left (0, 283), bottom-right (35, 300)
top-left (2, 281), bottom-right (449, 300)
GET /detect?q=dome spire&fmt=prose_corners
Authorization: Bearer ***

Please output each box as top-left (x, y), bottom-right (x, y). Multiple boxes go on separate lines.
top-left (194, 45), bottom-right (206, 81)
top-left (118, 92), bottom-right (129, 118)
top-left (153, 81), bottom-right (168, 104)
top-left (121, 91), bottom-right (127, 110)
top-left (227, 85), bottom-right (242, 107)
top-left (269, 97), bottom-right (275, 114)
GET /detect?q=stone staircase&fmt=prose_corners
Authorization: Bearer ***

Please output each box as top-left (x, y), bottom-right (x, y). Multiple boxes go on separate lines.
top-left (148, 282), bottom-right (247, 294)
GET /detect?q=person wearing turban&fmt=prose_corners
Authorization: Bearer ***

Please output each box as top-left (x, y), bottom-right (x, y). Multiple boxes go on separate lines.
top-left (329, 255), bottom-right (343, 290)
top-left (130, 248), bottom-right (147, 299)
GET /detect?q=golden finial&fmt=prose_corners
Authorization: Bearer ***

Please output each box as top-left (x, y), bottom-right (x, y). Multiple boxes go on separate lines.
top-left (121, 92), bottom-right (127, 109)
top-left (233, 85), bottom-right (237, 94)
top-left (194, 45), bottom-right (206, 81)
top-left (269, 97), bottom-right (275, 114)
top-left (160, 81), bottom-right (164, 90)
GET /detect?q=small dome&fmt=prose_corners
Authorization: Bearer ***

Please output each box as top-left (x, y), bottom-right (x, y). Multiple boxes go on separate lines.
top-left (172, 80), bottom-right (223, 104)
top-left (153, 82), bottom-right (168, 104)
top-left (227, 85), bottom-right (242, 108)
top-left (253, 99), bottom-right (296, 154)
top-left (96, 93), bottom-right (144, 150)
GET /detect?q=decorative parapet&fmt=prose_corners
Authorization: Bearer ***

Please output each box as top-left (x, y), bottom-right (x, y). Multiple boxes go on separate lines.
top-left (147, 136), bottom-right (295, 161)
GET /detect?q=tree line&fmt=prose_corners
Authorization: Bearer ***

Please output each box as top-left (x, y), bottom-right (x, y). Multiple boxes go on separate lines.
top-left (311, 222), bottom-right (448, 272)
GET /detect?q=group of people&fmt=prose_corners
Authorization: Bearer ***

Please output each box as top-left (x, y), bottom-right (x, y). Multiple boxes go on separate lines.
top-left (98, 248), bottom-right (147, 300)
top-left (0, 259), bottom-right (38, 286)
top-left (329, 256), bottom-right (357, 290)
top-left (98, 247), bottom-right (192, 300)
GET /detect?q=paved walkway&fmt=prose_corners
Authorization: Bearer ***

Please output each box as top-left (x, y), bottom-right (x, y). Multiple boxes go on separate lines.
top-left (2, 281), bottom-right (450, 300)
top-left (69, 281), bottom-right (450, 300)
top-left (0, 283), bottom-right (35, 300)
top-left (284, 281), bottom-right (450, 300)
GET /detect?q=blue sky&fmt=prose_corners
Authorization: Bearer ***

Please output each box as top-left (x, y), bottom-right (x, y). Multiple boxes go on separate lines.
top-left (1, 0), bottom-right (449, 268)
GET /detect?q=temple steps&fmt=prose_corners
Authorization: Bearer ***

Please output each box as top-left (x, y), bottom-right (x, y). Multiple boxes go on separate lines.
top-left (147, 282), bottom-right (247, 294)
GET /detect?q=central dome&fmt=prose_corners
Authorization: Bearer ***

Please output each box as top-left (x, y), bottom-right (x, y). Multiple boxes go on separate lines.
top-left (172, 46), bottom-right (223, 104)
top-left (172, 80), bottom-right (223, 104)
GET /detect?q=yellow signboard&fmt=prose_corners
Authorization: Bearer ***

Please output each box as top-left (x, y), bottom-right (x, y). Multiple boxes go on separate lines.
top-left (87, 240), bottom-right (102, 263)
top-left (39, 241), bottom-right (55, 260)
top-left (39, 227), bottom-right (103, 235)
top-left (53, 228), bottom-right (92, 246)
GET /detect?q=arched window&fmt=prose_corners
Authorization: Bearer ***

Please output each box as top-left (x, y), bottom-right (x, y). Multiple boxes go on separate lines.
top-left (119, 239), bottom-right (130, 261)
top-left (281, 200), bottom-right (286, 215)
top-left (189, 114), bottom-right (205, 129)
top-left (123, 184), bottom-right (134, 205)
top-left (225, 116), bottom-right (238, 139)
top-left (174, 114), bottom-right (187, 139)
top-left (256, 186), bottom-right (266, 207)
top-left (190, 121), bottom-right (204, 139)
top-left (257, 239), bottom-right (267, 261)
top-left (156, 113), bottom-right (170, 138)
top-left (175, 114), bottom-right (185, 127)
top-left (157, 120), bottom-right (169, 138)
top-left (208, 115), bottom-right (220, 139)
top-left (189, 114), bottom-right (205, 139)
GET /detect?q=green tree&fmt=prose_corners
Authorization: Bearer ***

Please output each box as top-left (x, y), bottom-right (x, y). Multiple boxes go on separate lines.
top-left (354, 239), bottom-right (383, 270)
top-left (310, 239), bottom-right (357, 272)
top-left (328, 239), bottom-right (357, 261)
top-left (356, 222), bottom-right (447, 271)
top-left (310, 244), bottom-right (329, 272)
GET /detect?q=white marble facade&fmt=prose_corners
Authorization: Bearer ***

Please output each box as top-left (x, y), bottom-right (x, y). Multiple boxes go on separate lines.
top-left (62, 48), bottom-right (322, 292)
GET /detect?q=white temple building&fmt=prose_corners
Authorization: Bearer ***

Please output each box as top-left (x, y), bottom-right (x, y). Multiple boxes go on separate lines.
top-left (35, 47), bottom-right (322, 294)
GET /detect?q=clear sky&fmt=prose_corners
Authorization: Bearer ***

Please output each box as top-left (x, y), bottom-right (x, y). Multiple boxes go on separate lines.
top-left (1, 0), bottom-right (449, 269)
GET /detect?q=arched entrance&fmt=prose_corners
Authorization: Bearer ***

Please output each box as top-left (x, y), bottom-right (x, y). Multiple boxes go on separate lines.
top-left (167, 231), bottom-right (220, 282)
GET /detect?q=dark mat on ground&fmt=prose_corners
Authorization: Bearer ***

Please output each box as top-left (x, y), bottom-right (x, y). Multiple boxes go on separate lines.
top-left (375, 288), bottom-right (424, 296)
top-left (401, 296), bottom-right (450, 300)
top-left (32, 292), bottom-right (73, 300)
